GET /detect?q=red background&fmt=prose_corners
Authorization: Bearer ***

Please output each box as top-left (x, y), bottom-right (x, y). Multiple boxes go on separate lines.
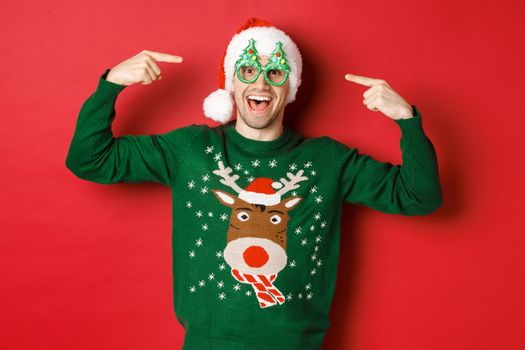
top-left (1, 0), bottom-right (524, 349)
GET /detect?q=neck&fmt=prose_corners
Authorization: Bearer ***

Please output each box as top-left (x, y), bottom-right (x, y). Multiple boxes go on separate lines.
top-left (234, 115), bottom-right (284, 141)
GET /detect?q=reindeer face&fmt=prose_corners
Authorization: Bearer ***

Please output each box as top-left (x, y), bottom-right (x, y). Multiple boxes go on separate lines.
top-left (212, 189), bottom-right (302, 275)
top-left (210, 161), bottom-right (307, 276)
top-left (212, 189), bottom-right (301, 247)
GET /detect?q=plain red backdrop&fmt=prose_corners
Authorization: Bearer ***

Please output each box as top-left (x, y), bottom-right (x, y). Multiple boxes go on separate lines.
top-left (1, 0), bottom-right (524, 349)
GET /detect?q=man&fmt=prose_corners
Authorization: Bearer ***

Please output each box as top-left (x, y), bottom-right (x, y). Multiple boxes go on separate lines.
top-left (66, 18), bottom-right (442, 350)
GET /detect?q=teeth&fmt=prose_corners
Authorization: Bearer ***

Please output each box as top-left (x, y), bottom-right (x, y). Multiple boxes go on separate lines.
top-left (248, 95), bottom-right (272, 101)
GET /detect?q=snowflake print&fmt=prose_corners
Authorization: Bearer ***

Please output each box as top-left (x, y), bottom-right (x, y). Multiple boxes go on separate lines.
top-left (247, 176), bottom-right (255, 183)
top-left (286, 293), bottom-right (293, 301)
top-left (310, 170), bottom-right (317, 176)
top-left (216, 251), bottom-right (223, 258)
top-left (195, 238), bottom-right (203, 247)
top-left (306, 292), bottom-right (313, 300)
top-left (289, 163), bottom-right (297, 171)
top-left (220, 213), bottom-right (228, 221)
top-left (314, 212), bottom-right (321, 220)
top-left (243, 170), bottom-right (249, 175)
top-left (198, 280), bottom-right (205, 287)
top-left (217, 280), bottom-right (224, 289)
top-left (189, 250), bottom-right (195, 258)
top-left (310, 268), bottom-right (317, 275)
top-left (202, 174), bottom-right (210, 182)
top-left (219, 263), bottom-right (226, 270)
top-left (301, 238), bottom-right (308, 246)
top-left (202, 224), bottom-right (209, 231)
top-left (298, 293), bottom-right (303, 299)
top-left (234, 163), bottom-right (242, 171)
top-left (268, 159), bottom-right (277, 168)
top-left (310, 186), bottom-right (318, 194)
top-left (189, 286), bottom-right (196, 293)
top-left (305, 283), bottom-right (311, 290)
top-left (205, 145), bottom-right (214, 154)
top-left (310, 225), bottom-right (316, 232)
top-left (196, 210), bottom-right (203, 218)
top-left (233, 284), bottom-right (241, 291)
top-left (187, 180), bottom-right (195, 189)
top-left (291, 191), bottom-right (298, 196)
top-left (200, 186), bottom-right (209, 194)
top-left (185, 201), bottom-right (192, 208)
top-left (218, 292), bottom-right (226, 300)
top-left (314, 195), bottom-right (323, 203)
top-left (320, 221), bottom-right (327, 228)
top-left (317, 259), bottom-right (323, 267)
top-left (208, 273), bottom-right (215, 280)
top-left (245, 290), bottom-right (252, 296)
top-left (207, 211), bottom-right (214, 218)
top-left (294, 227), bottom-right (302, 234)
top-left (289, 260), bottom-right (296, 268)
top-left (314, 245), bottom-right (319, 252)
top-left (251, 159), bottom-right (260, 167)
top-left (213, 152), bottom-right (222, 161)
top-left (311, 253), bottom-right (317, 261)
top-left (304, 161), bottom-right (312, 168)
top-left (315, 235), bottom-right (322, 243)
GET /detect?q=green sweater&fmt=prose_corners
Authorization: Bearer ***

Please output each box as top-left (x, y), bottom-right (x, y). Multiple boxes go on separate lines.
top-left (66, 69), bottom-right (442, 350)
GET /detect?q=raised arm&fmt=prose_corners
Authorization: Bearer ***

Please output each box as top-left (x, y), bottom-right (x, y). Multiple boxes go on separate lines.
top-left (338, 74), bottom-right (443, 215)
top-left (65, 51), bottom-right (201, 186)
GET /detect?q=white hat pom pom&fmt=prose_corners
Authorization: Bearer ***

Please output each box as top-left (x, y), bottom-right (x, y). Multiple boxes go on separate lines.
top-left (203, 89), bottom-right (233, 124)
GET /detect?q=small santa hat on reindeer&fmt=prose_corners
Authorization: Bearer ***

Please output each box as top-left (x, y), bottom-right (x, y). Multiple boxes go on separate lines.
top-left (238, 178), bottom-right (284, 206)
top-left (202, 18), bottom-right (303, 123)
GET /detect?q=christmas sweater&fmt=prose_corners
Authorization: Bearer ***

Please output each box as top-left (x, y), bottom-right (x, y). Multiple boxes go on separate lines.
top-left (66, 69), bottom-right (443, 350)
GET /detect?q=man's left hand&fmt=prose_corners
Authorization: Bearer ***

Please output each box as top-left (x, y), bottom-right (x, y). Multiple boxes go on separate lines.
top-left (345, 73), bottom-right (414, 120)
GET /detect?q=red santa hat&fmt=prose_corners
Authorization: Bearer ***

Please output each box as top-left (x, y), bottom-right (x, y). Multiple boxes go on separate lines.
top-left (203, 18), bottom-right (303, 123)
top-left (238, 177), bottom-right (283, 206)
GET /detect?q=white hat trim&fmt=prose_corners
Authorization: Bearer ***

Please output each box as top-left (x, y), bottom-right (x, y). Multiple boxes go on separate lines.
top-left (239, 190), bottom-right (281, 206)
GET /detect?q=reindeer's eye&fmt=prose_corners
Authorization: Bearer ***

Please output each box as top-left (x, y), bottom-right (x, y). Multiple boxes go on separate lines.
top-left (270, 215), bottom-right (281, 224)
top-left (237, 211), bottom-right (250, 221)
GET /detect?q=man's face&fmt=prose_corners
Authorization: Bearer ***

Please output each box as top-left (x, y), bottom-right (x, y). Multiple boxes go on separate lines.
top-left (232, 56), bottom-right (290, 130)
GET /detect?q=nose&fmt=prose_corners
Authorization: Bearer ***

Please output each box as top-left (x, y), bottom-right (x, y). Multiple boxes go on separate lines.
top-left (243, 245), bottom-right (269, 268)
top-left (253, 71), bottom-right (270, 90)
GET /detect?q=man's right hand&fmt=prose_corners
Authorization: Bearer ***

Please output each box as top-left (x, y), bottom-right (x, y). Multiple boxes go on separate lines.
top-left (106, 50), bottom-right (183, 86)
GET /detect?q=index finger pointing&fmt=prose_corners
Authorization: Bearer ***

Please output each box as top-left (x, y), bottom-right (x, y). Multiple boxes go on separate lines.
top-left (345, 73), bottom-right (381, 87)
top-left (143, 50), bottom-right (183, 63)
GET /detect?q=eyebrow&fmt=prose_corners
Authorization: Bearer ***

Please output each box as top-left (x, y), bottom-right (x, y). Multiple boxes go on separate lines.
top-left (268, 210), bottom-right (284, 214)
top-left (234, 207), bottom-right (253, 211)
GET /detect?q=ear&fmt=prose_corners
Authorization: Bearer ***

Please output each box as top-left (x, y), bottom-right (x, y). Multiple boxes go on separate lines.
top-left (211, 189), bottom-right (236, 207)
top-left (282, 196), bottom-right (302, 211)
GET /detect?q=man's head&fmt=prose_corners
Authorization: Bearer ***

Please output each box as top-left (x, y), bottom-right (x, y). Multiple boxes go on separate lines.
top-left (232, 47), bottom-right (290, 130)
top-left (203, 18), bottom-right (302, 125)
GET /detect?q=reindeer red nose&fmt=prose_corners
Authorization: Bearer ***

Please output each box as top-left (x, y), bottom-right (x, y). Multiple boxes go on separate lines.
top-left (243, 246), bottom-right (269, 267)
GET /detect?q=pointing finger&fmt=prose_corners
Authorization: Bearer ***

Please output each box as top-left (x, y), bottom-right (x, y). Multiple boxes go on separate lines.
top-left (142, 50), bottom-right (183, 63)
top-left (345, 73), bottom-right (382, 87)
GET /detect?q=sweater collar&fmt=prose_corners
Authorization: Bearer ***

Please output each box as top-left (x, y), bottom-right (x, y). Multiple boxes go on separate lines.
top-left (224, 120), bottom-right (300, 156)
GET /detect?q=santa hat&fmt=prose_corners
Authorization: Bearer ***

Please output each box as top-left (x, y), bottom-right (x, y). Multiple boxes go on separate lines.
top-left (239, 177), bottom-right (283, 206)
top-left (203, 18), bottom-right (303, 123)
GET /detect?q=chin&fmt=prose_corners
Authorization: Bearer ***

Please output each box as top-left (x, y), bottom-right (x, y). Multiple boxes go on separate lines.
top-left (240, 112), bottom-right (278, 130)
top-left (237, 103), bottom-right (279, 130)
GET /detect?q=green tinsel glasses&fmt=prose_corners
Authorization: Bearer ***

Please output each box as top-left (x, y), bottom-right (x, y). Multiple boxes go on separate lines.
top-left (235, 39), bottom-right (291, 87)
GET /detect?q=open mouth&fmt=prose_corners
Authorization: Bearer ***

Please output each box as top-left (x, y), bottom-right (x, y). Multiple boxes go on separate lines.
top-left (246, 95), bottom-right (273, 113)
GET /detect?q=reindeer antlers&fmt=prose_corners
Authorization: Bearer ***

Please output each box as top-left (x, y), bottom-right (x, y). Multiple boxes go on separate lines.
top-left (213, 160), bottom-right (308, 196)
top-left (277, 170), bottom-right (308, 196)
top-left (213, 161), bottom-right (243, 194)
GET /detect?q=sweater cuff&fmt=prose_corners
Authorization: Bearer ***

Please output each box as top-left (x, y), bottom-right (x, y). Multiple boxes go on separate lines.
top-left (94, 68), bottom-right (127, 101)
top-left (393, 105), bottom-right (427, 143)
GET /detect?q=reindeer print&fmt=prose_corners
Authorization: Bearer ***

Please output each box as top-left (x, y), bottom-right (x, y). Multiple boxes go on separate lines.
top-left (211, 160), bottom-right (308, 308)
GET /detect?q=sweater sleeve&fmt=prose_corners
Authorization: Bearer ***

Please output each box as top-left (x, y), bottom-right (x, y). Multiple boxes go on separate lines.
top-left (65, 68), bottom-right (203, 187)
top-left (336, 106), bottom-right (443, 215)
